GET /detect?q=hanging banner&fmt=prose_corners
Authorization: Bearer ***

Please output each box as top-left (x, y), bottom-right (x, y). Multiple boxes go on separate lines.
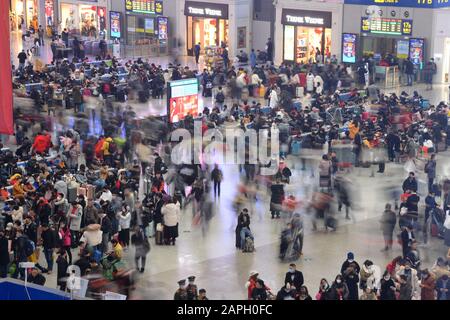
top-left (0, 0), bottom-right (13, 135)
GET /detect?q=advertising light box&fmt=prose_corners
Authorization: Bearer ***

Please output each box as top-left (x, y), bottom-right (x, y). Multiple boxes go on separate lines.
top-left (167, 79), bottom-right (199, 123)
top-left (110, 11), bottom-right (122, 39)
top-left (342, 33), bottom-right (357, 64)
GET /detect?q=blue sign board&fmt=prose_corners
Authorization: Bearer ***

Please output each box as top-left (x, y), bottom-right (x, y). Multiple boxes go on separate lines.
top-left (344, 0), bottom-right (450, 8)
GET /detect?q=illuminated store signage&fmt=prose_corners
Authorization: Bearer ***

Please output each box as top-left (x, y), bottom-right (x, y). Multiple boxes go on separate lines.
top-left (282, 9), bottom-right (332, 28)
top-left (184, 1), bottom-right (229, 19)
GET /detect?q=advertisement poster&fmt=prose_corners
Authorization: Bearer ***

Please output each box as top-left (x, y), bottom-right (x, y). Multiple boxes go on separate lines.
top-left (168, 79), bottom-right (199, 123)
top-left (157, 17), bottom-right (168, 40)
top-left (155, 1), bottom-right (163, 15)
top-left (110, 11), bottom-right (122, 39)
top-left (409, 38), bottom-right (424, 68)
top-left (342, 33), bottom-right (357, 64)
top-left (237, 26), bottom-right (246, 49)
top-left (169, 95), bottom-right (199, 123)
top-left (45, 0), bottom-right (54, 27)
top-left (397, 40), bottom-right (409, 59)
top-left (98, 7), bottom-right (107, 35)
top-left (145, 18), bottom-right (154, 33)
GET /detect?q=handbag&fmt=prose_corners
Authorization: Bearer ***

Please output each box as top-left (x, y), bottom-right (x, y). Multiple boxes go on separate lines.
top-left (156, 223), bottom-right (164, 232)
top-left (444, 211), bottom-right (450, 229)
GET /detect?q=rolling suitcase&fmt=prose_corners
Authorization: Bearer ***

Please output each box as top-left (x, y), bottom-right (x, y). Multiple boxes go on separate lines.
top-left (291, 140), bottom-right (302, 156)
top-left (68, 187), bottom-right (78, 203)
top-left (86, 184), bottom-right (95, 200)
top-left (243, 237), bottom-right (254, 253)
top-left (437, 142), bottom-right (446, 152)
top-left (155, 231), bottom-right (164, 245)
top-left (431, 223), bottom-right (439, 237)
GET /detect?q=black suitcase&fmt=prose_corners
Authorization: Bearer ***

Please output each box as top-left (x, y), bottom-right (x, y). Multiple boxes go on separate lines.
top-left (68, 187), bottom-right (78, 203)
top-left (155, 230), bottom-right (164, 245)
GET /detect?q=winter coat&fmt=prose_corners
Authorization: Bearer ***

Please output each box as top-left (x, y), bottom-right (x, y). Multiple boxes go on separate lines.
top-left (420, 275), bottom-right (436, 300)
top-left (59, 228), bottom-right (72, 247)
top-left (306, 74), bottom-right (314, 92)
top-left (67, 204), bottom-right (83, 231)
top-left (118, 211), bottom-right (131, 230)
top-left (269, 89), bottom-right (278, 109)
top-left (131, 229), bottom-right (150, 257)
top-left (79, 224), bottom-right (103, 247)
top-left (162, 203), bottom-right (181, 227)
top-left (380, 210), bottom-right (397, 236)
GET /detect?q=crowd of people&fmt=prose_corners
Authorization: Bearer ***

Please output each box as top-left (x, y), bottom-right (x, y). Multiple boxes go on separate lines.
top-left (1, 29), bottom-right (450, 300)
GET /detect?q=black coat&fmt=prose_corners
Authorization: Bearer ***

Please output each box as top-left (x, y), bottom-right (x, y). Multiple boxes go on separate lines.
top-left (284, 271), bottom-right (304, 289)
top-left (0, 236), bottom-right (10, 265)
top-left (402, 177), bottom-right (418, 193)
top-left (41, 229), bottom-right (58, 249)
top-left (380, 279), bottom-right (396, 300)
top-left (56, 255), bottom-right (69, 286)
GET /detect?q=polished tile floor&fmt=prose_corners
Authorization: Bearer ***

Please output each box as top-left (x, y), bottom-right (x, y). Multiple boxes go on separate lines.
top-left (10, 34), bottom-right (450, 299)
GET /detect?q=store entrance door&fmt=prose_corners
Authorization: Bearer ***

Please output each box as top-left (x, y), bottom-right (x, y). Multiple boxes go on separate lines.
top-left (187, 16), bottom-right (220, 56)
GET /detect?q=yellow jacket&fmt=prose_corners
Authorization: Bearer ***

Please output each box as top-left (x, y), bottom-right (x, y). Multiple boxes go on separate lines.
top-left (102, 138), bottom-right (113, 156)
top-left (348, 122), bottom-right (359, 140)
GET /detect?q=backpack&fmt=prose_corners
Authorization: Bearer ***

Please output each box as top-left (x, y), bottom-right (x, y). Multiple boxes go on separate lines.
top-left (108, 141), bottom-right (117, 154)
top-left (216, 91), bottom-right (225, 103)
top-left (243, 237), bottom-right (254, 253)
top-left (93, 249), bottom-right (103, 263)
top-left (25, 239), bottom-right (35, 257)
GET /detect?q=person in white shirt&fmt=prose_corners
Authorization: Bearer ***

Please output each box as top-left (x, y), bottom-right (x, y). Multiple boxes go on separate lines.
top-left (269, 85), bottom-right (279, 109)
top-left (118, 206), bottom-right (131, 249)
top-left (306, 73), bottom-right (314, 93)
top-left (314, 74), bottom-right (324, 94)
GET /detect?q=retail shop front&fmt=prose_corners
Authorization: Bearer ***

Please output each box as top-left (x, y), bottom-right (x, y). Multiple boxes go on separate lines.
top-left (281, 9), bottom-right (332, 64)
top-left (59, 0), bottom-right (108, 38)
top-left (184, 1), bottom-right (229, 56)
top-left (10, 0), bottom-right (41, 31)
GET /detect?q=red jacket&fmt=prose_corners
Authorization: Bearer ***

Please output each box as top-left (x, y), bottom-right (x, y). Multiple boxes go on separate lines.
top-left (33, 135), bottom-right (50, 154)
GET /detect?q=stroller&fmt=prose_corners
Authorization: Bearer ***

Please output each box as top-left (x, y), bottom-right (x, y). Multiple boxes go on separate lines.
top-left (279, 213), bottom-right (304, 261)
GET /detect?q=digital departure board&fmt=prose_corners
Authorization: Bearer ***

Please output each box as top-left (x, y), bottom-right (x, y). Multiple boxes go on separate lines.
top-left (361, 17), bottom-right (413, 36)
top-left (125, 0), bottom-right (157, 14)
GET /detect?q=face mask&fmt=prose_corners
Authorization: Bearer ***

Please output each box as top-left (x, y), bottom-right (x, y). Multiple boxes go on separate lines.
top-left (384, 276), bottom-right (390, 281)
top-left (348, 259), bottom-right (354, 263)
top-left (336, 279), bottom-right (342, 284)
top-left (289, 268), bottom-right (295, 273)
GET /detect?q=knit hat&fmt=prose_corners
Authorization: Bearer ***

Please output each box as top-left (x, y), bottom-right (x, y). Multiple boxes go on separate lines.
top-left (347, 252), bottom-right (354, 260)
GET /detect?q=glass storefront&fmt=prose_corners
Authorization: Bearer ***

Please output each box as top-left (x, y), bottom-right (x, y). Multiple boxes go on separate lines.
top-left (60, 3), bottom-right (107, 38)
top-left (281, 9), bottom-right (332, 64)
top-left (184, 1), bottom-right (229, 56)
top-left (187, 16), bottom-right (229, 55)
top-left (10, 0), bottom-right (38, 31)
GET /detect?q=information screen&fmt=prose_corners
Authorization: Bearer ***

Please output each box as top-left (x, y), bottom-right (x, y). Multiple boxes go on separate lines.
top-left (342, 33), bottom-right (357, 64)
top-left (361, 17), bottom-right (413, 36)
top-left (125, 0), bottom-right (156, 14)
top-left (167, 79), bottom-right (199, 123)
